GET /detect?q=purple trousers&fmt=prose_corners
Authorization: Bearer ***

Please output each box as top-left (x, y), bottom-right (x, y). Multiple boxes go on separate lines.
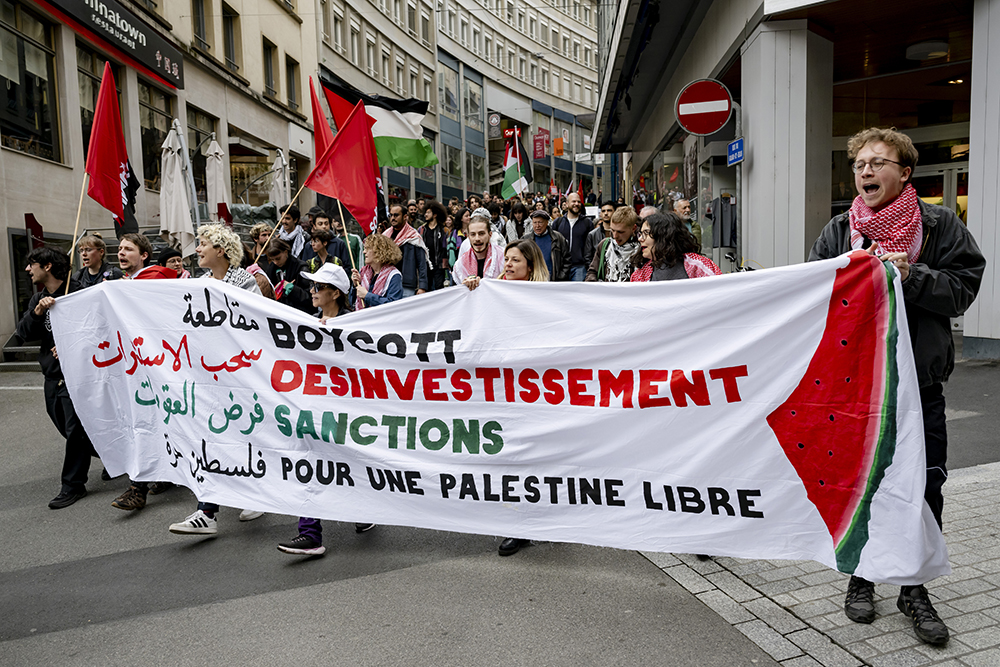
top-left (298, 517), bottom-right (322, 543)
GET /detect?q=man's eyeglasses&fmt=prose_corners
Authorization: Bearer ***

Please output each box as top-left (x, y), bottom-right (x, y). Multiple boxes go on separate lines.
top-left (851, 158), bottom-right (904, 174)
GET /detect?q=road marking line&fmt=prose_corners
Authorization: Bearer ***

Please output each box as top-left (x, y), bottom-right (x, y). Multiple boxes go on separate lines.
top-left (946, 409), bottom-right (981, 421)
top-left (0, 386), bottom-right (44, 390)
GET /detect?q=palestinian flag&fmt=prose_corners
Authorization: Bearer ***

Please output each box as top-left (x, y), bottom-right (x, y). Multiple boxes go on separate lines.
top-left (321, 78), bottom-right (438, 169)
top-left (501, 131), bottom-right (532, 199)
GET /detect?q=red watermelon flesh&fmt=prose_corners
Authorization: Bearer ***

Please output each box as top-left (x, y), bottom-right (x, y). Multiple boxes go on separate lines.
top-left (767, 251), bottom-right (895, 561)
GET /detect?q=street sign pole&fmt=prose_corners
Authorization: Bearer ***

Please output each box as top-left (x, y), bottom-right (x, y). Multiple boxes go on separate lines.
top-left (734, 102), bottom-right (743, 272)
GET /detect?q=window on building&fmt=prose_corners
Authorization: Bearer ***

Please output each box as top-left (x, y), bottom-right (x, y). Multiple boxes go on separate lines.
top-left (541, 68), bottom-right (548, 91)
top-left (572, 0), bottom-right (579, 18)
top-left (540, 21), bottom-right (548, 45)
top-left (138, 81), bottom-right (173, 190)
top-left (382, 51), bottom-right (390, 86)
top-left (437, 62), bottom-right (458, 121)
top-left (463, 78), bottom-right (482, 131)
top-left (187, 106), bottom-right (215, 204)
top-left (573, 42), bottom-right (579, 61)
top-left (366, 36), bottom-right (375, 75)
top-left (447, 9), bottom-right (455, 34)
top-left (529, 16), bottom-right (535, 39)
top-left (465, 152), bottom-right (485, 193)
top-left (460, 17), bottom-right (467, 44)
top-left (332, 12), bottom-right (343, 51)
top-left (262, 38), bottom-right (277, 96)
top-left (0, 1), bottom-right (60, 161)
top-left (505, 1), bottom-right (513, 23)
top-left (473, 26), bottom-right (480, 53)
top-left (551, 28), bottom-right (559, 50)
top-left (421, 11), bottom-right (430, 43)
top-left (575, 80), bottom-right (582, 103)
top-left (350, 27), bottom-right (359, 64)
top-left (78, 44), bottom-right (120, 161)
top-left (496, 41), bottom-right (503, 65)
top-left (517, 11), bottom-right (523, 32)
top-left (393, 0), bottom-right (400, 23)
top-left (584, 46), bottom-right (590, 67)
top-left (507, 50), bottom-right (514, 74)
top-left (484, 35), bottom-right (491, 61)
top-left (518, 56), bottom-right (525, 80)
top-left (192, 0), bottom-right (211, 50)
top-left (530, 63), bottom-right (536, 86)
top-left (442, 144), bottom-right (462, 190)
top-left (396, 62), bottom-right (404, 93)
top-left (583, 5), bottom-right (589, 25)
top-left (407, 3), bottom-right (416, 33)
top-left (286, 56), bottom-right (299, 110)
top-left (222, 4), bottom-right (240, 71)
top-left (320, 0), bottom-right (330, 38)
top-left (562, 36), bottom-right (569, 56)
top-left (410, 68), bottom-right (418, 96)
top-left (424, 76), bottom-right (432, 107)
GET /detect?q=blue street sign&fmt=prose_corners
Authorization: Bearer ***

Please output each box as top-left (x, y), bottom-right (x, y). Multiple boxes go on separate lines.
top-left (727, 137), bottom-right (744, 167)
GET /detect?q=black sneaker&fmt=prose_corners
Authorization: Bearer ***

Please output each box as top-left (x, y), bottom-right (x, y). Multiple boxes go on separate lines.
top-left (498, 537), bottom-right (529, 556)
top-left (100, 469), bottom-right (113, 482)
top-left (897, 585), bottom-right (949, 646)
top-left (277, 535), bottom-right (326, 556)
top-left (49, 488), bottom-right (87, 509)
top-left (355, 523), bottom-right (376, 533)
top-left (148, 481), bottom-right (175, 495)
top-left (845, 575), bottom-right (876, 623)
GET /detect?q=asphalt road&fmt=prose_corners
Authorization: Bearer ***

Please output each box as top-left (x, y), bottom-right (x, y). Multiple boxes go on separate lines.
top-left (0, 372), bottom-right (776, 666)
top-left (1, 354), bottom-right (995, 666)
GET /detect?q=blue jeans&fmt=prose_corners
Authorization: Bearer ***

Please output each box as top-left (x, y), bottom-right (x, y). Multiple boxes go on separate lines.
top-left (569, 264), bottom-right (586, 281)
top-left (402, 286), bottom-right (417, 298)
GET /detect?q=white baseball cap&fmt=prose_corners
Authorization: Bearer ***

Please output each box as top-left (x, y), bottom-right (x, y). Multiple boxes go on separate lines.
top-left (301, 263), bottom-right (350, 294)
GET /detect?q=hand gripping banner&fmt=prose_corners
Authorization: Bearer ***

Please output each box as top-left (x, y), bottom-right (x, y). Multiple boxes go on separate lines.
top-left (50, 251), bottom-right (949, 584)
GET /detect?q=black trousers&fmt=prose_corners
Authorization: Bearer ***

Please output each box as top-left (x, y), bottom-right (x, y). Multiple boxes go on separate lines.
top-left (44, 378), bottom-right (97, 493)
top-left (921, 383), bottom-right (948, 531)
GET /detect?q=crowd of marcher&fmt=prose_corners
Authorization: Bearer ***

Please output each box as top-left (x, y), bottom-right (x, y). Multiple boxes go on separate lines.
top-left (18, 127), bottom-right (985, 648)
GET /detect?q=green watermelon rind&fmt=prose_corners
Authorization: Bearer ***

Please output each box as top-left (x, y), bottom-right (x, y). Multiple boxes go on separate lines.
top-left (834, 261), bottom-right (900, 573)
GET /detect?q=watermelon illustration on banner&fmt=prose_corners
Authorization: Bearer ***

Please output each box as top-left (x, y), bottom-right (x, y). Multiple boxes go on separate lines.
top-left (768, 251), bottom-right (898, 573)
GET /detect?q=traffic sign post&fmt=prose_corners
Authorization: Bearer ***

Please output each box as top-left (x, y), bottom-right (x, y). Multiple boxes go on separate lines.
top-left (675, 79), bottom-right (733, 136)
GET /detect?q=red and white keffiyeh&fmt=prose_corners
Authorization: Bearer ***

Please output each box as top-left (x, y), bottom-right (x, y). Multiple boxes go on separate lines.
top-left (630, 254), bottom-right (722, 282)
top-left (849, 183), bottom-right (923, 263)
top-left (452, 242), bottom-right (505, 282)
top-left (385, 223), bottom-right (431, 266)
top-left (355, 264), bottom-right (401, 310)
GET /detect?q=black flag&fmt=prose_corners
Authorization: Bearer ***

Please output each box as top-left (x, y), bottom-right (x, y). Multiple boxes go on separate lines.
top-left (113, 159), bottom-right (140, 238)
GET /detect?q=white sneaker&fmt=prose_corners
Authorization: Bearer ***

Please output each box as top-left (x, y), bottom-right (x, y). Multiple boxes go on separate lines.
top-left (169, 510), bottom-right (218, 535)
top-left (239, 509), bottom-right (264, 521)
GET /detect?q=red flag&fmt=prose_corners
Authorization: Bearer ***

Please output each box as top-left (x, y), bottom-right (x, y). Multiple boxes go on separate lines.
top-left (304, 102), bottom-right (378, 234)
top-left (669, 166), bottom-right (678, 183)
top-left (309, 76), bottom-right (334, 160)
top-left (578, 179), bottom-right (584, 202)
top-left (85, 63), bottom-right (128, 220)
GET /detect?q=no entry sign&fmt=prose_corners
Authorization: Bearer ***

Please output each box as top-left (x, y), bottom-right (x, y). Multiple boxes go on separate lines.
top-left (675, 79), bottom-right (733, 136)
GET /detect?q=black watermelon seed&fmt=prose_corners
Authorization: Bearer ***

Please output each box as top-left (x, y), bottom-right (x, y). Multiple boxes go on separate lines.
top-left (842, 299), bottom-right (849, 306)
top-left (829, 414), bottom-right (835, 421)
top-left (828, 450), bottom-right (833, 456)
top-left (815, 379), bottom-right (821, 385)
top-left (819, 480), bottom-right (825, 486)
top-left (845, 377), bottom-right (851, 383)
top-left (841, 339), bottom-right (848, 346)
top-left (791, 410), bottom-right (796, 416)
top-left (798, 443), bottom-right (804, 449)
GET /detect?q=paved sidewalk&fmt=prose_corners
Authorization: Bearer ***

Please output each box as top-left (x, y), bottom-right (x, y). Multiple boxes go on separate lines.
top-left (643, 461), bottom-right (1000, 667)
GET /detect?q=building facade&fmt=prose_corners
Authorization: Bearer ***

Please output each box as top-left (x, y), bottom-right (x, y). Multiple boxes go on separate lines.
top-left (594, 0), bottom-right (999, 358)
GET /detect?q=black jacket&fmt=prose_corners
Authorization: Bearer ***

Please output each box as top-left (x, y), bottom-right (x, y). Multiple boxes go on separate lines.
top-left (72, 262), bottom-right (124, 288)
top-left (396, 242), bottom-right (429, 291)
top-left (16, 278), bottom-right (84, 380)
top-left (552, 214), bottom-right (594, 266)
top-left (522, 228), bottom-right (569, 281)
top-left (265, 254), bottom-right (314, 313)
top-left (300, 236), bottom-right (353, 271)
top-left (584, 225), bottom-right (610, 269)
top-left (809, 200), bottom-right (985, 387)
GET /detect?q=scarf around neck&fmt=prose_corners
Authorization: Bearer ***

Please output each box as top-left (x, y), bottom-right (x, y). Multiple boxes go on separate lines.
top-left (278, 224), bottom-right (306, 257)
top-left (602, 239), bottom-right (638, 282)
top-left (848, 183), bottom-right (923, 263)
top-left (454, 241), bottom-right (505, 281)
top-left (356, 264), bottom-right (401, 310)
top-left (630, 254), bottom-right (722, 282)
top-left (386, 223), bottom-right (431, 265)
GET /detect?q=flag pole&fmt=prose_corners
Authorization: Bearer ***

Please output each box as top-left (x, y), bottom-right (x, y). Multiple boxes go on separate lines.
top-left (335, 198), bottom-right (358, 273)
top-left (252, 179), bottom-right (310, 267)
top-left (65, 173), bottom-right (90, 295)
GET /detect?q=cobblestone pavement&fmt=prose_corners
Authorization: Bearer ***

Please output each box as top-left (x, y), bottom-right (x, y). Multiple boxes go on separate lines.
top-left (642, 461), bottom-right (1000, 667)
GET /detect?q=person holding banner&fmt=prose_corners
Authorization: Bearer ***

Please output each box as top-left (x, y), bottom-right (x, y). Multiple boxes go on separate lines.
top-left (453, 213), bottom-right (505, 288)
top-left (586, 206), bottom-right (640, 283)
top-left (169, 224), bottom-right (264, 536)
top-left (468, 238), bottom-right (548, 555)
top-left (277, 263), bottom-right (375, 556)
top-left (265, 239), bottom-right (313, 313)
top-left (629, 212), bottom-right (721, 282)
top-left (18, 247), bottom-right (96, 510)
top-left (351, 233), bottom-right (404, 309)
top-left (809, 127), bottom-right (986, 647)
top-left (117, 234), bottom-right (177, 280)
top-left (72, 233), bottom-right (123, 288)
top-left (385, 205), bottom-right (429, 296)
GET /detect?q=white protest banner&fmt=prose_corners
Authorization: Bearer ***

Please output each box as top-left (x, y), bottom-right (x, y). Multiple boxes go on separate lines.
top-left (50, 251), bottom-right (949, 584)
